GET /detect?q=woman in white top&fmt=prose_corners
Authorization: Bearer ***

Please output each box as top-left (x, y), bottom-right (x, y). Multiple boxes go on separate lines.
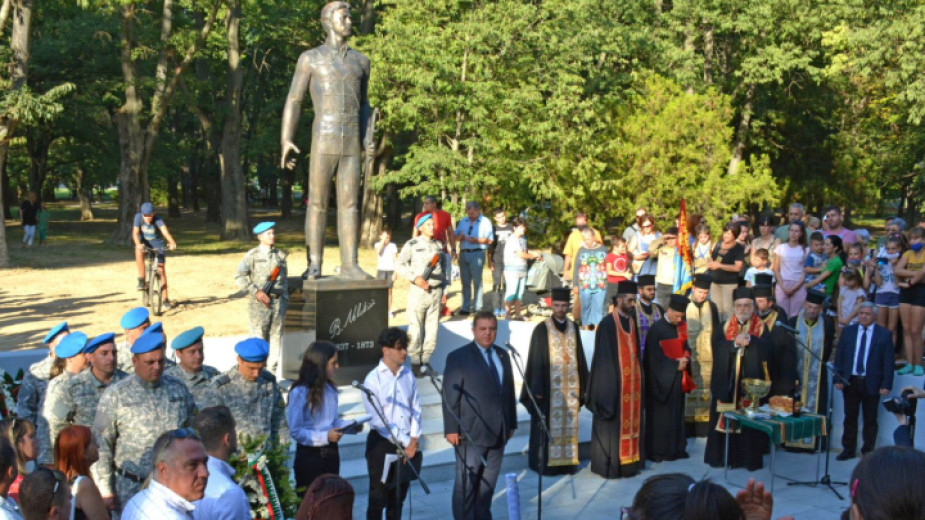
top-left (288, 341), bottom-right (343, 494)
top-left (628, 216), bottom-right (660, 276)
top-left (773, 221), bottom-right (808, 317)
top-left (751, 215), bottom-right (780, 268)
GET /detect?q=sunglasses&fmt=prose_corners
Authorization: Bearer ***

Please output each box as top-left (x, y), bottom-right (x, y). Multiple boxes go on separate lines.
top-left (36, 467), bottom-right (67, 513)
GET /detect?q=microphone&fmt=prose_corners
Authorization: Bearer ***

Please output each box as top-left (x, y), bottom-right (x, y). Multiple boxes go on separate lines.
top-left (775, 321), bottom-right (800, 334)
top-left (503, 342), bottom-right (521, 358)
top-left (420, 364), bottom-right (438, 377)
top-left (352, 380), bottom-right (373, 396)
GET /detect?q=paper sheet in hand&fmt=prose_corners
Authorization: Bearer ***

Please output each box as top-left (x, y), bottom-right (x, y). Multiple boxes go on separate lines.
top-left (381, 454), bottom-right (399, 483)
top-left (338, 414), bottom-right (372, 435)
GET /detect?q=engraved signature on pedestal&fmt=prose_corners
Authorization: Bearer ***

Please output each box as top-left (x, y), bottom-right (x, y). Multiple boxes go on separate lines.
top-left (329, 299), bottom-right (377, 339)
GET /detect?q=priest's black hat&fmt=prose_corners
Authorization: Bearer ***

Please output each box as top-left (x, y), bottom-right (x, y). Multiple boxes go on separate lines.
top-left (669, 294), bottom-right (690, 312)
top-left (733, 286), bottom-right (754, 301)
top-left (752, 285), bottom-right (773, 299)
top-left (616, 280), bottom-right (638, 295)
top-left (636, 274), bottom-right (655, 287)
top-left (551, 287), bottom-right (570, 302)
top-left (692, 276), bottom-right (712, 290)
top-left (806, 289), bottom-right (826, 305)
top-left (754, 273), bottom-right (774, 286)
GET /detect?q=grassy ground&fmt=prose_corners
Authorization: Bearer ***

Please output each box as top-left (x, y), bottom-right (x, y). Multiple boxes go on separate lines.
top-left (1, 201), bottom-right (504, 351)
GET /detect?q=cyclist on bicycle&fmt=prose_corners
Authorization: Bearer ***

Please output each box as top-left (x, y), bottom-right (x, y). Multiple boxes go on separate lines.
top-left (133, 202), bottom-right (177, 308)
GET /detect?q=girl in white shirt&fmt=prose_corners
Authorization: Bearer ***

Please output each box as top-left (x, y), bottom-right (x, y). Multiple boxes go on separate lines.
top-left (288, 342), bottom-right (343, 493)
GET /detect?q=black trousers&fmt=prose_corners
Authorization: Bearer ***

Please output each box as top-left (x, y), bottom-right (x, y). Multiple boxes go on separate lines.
top-left (294, 443), bottom-right (340, 493)
top-left (453, 442), bottom-right (504, 520)
top-left (841, 377), bottom-right (880, 453)
top-left (366, 430), bottom-right (412, 520)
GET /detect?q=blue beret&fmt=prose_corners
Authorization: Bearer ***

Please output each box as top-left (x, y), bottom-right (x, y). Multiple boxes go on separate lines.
top-left (131, 332), bottom-right (165, 354)
top-left (55, 332), bottom-right (88, 359)
top-left (140, 321), bottom-right (163, 337)
top-left (120, 307), bottom-right (150, 330)
top-left (235, 338), bottom-right (269, 362)
top-left (171, 326), bottom-right (204, 350)
top-left (43, 322), bottom-right (70, 344)
top-left (416, 213), bottom-right (433, 228)
top-left (85, 333), bottom-right (116, 354)
top-left (253, 221), bottom-right (275, 235)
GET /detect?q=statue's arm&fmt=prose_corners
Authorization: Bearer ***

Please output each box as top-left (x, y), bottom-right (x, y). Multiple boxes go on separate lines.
top-left (281, 52), bottom-right (312, 168)
top-left (359, 55), bottom-right (374, 151)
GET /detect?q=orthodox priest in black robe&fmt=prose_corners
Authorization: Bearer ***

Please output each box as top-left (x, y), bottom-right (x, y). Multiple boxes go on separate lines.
top-left (521, 287), bottom-right (589, 475)
top-left (586, 281), bottom-right (645, 478)
top-left (686, 276), bottom-right (721, 437)
top-left (644, 294), bottom-right (692, 461)
top-left (704, 287), bottom-right (774, 471)
top-left (754, 284), bottom-right (798, 397)
top-left (787, 289), bottom-right (835, 450)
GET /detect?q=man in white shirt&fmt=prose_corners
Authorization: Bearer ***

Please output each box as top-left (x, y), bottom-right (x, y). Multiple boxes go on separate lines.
top-left (361, 328), bottom-right (422, 520)
top-left (121, 428), bottom-right (209, 520)
top-left (192, 406), bottom-right (250, 520)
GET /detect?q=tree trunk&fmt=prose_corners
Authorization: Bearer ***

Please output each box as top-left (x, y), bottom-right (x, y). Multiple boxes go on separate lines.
top-left (26, 130), bottom-right (50, 199)
top-left (204, 156), bottom-right (221, 222)
top-left (167, 171), bottom-right (180, 218)
top-left (280, 163), bottom-right (293, 219)
top-left (218, 0), bottom-right (250, 240)
top-left (727, 84), bottom-right (755, 176)
top-left (360, 134), bottom-right (390, 247)
top-left (386, 182), bottom-right (400, 233)
top-left (110, 0), bottom-right (220, 243)
top-left (0, 144), bottom-right (10, 267)
top-left (74, 167), bottom-right (94, 221)
top-left (0, 146), bottom-right (12, 220)
top-left (703, 24), bottom-right (714, 85)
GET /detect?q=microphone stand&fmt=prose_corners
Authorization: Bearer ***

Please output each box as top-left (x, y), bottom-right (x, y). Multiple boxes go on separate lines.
top-left (781, 323), bottom-right (849, 499)
top-left (358, 384), bottom-right (430, 517)
top-left (424, 367), bottom-right (486, 520)
top-left (506, 342), bottom-right (553, 520)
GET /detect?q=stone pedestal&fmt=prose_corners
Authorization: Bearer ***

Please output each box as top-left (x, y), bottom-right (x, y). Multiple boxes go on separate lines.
top-left (282, 277), bottom-right (388, 384)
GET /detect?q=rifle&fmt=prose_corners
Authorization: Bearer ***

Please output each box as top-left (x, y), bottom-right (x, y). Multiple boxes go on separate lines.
top-left (259, 251), bottom-right (287, 307)
top-left (419, 254), bottom-right (441, 283)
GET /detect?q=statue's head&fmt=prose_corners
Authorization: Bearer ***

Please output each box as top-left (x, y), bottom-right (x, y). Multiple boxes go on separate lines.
top-left (321, 2), bottom-right (352, 36)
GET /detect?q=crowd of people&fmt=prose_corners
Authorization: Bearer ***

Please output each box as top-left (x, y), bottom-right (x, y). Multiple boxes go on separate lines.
top-left (3, 195), bottom-right (925, 520)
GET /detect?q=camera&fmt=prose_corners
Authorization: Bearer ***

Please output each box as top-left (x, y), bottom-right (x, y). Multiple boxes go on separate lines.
top-left (877, 257), bottom-right (889, 265)
top-left (883, 389), bottom-right (918, 416)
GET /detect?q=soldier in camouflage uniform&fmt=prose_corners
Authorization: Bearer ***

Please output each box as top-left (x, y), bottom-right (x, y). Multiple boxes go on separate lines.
top-left (204, 338), bottom-right (288, 447)
top-left (94, 332), bottom-right (196, 511)
top-left (115, 307), bottom-right (151, 374)
top-left (164, 326), bottom-right (220, 407)
top-left (37, 332), bottom-right (90, 465)
top-left (235, 221), bottom-right (288, 374)
top-left (16, 321), bottom-right (69, 423)
top-left (396, 214), bottom-right (448, 374)
top-left (43, 333), bottom-right (127, 462)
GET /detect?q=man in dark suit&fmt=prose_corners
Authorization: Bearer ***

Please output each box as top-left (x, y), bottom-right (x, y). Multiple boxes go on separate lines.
top-left (443, 311), bottom-right (517, 519)
top-left (834, 302), bottom-right (895, 460)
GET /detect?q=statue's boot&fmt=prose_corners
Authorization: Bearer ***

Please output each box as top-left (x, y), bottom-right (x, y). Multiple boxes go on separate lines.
top-left (337, 208), bottom-right (372, 280)
top-left (303, 208), bottom-right (326, 280)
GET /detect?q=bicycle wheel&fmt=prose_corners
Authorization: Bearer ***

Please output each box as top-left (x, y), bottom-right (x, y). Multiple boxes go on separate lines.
top-left (151, 273), bottom-right (163, 316)
top-left (141, 285), bottom-right (149, 306)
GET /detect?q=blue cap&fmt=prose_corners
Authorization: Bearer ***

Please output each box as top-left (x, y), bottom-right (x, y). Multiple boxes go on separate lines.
top-left (171, 326), bottom-right (204, 350)
top-left (121, 307), bottom-right (150, 330)
top-left (140, 202), bottom-right (154, 215)
top-left (43, 322), bottom-right (70, 344)
top-left (253, 221), bottom-right (275, 235)
top-left (85, 333), bottom-right (116, 354)
top-left (235, 338), bottom-right (269, 362)
top-left (140, 321), bottom-right (163, 337)
top-left (55, 332), bottom-right (88, 359)
top-left (130, 332), bottom-right (165, 354)
top-left (416, 213), bottom-right (433, 228)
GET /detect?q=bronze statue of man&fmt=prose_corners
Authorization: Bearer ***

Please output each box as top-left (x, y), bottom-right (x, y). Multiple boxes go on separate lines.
top-left (281, 1), bottom-right (374, 280)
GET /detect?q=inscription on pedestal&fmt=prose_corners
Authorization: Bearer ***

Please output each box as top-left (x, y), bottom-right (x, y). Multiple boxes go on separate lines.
top-left (283, 278), bottom-right (388, 384)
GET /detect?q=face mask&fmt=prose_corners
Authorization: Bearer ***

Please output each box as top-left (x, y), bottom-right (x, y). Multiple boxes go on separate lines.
top-left (911, 242), bottom-right (924, 252)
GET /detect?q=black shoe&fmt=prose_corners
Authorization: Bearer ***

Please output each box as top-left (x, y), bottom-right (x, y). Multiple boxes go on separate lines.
top-left (836, 450), bottom-right (856, 461)
top-left (458, 310), bottom-right (471, 317)
top-left (411, 363), bottom-right (423, 378)
top-left (137, 279), bottom-right (145, 291)
top-left (162, 299), bottom-right (172, 310)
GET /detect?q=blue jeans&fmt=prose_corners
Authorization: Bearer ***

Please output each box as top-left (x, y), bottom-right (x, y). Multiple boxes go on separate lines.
top-left (459, 250), bottom-right (486, 312)
top-left (579, 290), bottom-right (606, 327)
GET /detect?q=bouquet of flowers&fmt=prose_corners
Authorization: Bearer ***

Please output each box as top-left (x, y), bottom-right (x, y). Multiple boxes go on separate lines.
top-left (0, 368), bottom-right (23, 419)
top-left (231, 435), bottom-right (299, 520)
